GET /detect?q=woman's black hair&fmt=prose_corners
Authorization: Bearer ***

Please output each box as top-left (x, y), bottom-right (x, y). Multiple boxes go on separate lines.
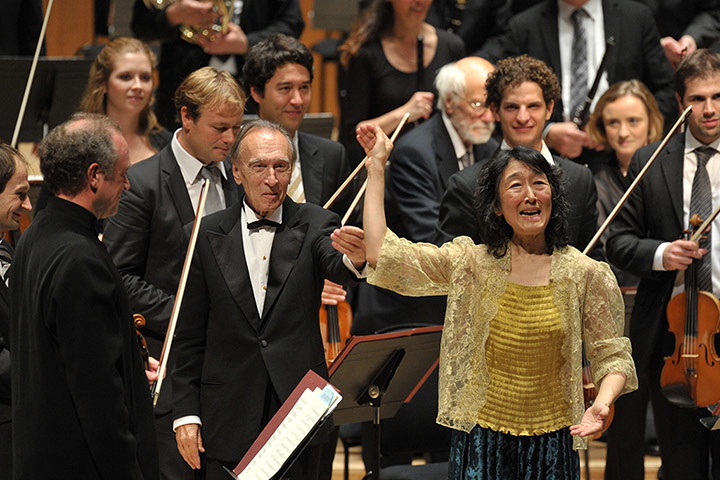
top-left (473, 146), bottom-right (570, 258)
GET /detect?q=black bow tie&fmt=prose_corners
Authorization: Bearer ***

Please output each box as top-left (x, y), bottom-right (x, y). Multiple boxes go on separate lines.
top-left (247, 218), bottom-right (281, 230)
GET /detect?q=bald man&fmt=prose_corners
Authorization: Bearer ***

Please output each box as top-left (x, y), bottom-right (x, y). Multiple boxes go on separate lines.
top-left (352, 57), bottom-right (498, 336)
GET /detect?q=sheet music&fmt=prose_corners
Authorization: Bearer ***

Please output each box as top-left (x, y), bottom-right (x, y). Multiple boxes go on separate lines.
top-left (233, 384), bottom-right (341, 480)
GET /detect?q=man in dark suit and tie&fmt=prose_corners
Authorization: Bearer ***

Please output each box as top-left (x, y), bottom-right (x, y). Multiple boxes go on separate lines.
top-left (103, 67), bottom-right (245, 479)
top-left (605, 49), bottom-right (720, 480)
top-left (0, 142), bottom-right (32, 480)
top-left (483, 0), bottom-right (676, 161)
top-left (10, 113), bottom-right (158, 479)
top-left (437, 55), bottom-right (601, 260)
top-left (172, 120), bottom-right (366, 479)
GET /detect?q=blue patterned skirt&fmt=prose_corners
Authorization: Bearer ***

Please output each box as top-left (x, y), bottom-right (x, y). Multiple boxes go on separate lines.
top-left (448, 426), bottom-right (579, 480)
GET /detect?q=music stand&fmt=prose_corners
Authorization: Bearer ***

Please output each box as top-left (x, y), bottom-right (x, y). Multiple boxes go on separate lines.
top-left (0, 57), bottom-right (92, 143)
top-left (328, 325), bottom-right (443, 480)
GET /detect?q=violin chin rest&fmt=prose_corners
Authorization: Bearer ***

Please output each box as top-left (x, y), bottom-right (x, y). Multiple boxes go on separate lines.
top-left (662, 383), bottom-right (696, 408)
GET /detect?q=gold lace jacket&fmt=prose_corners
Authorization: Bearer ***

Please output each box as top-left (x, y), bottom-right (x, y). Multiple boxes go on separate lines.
top-left (367, 230), bottom-right (638, 449)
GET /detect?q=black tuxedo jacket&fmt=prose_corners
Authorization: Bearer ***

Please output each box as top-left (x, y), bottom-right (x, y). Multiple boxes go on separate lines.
top-left (297, 131), bottom-right (357, 224)
top-left (386, 114), bottom-right (498, 243)
top-left (172, 199), bottom-right (359, 462)
top-left (606, 134), bottom-right (687, 374)
top-left (103, 144), bottom-right (240, 413)
top-left (489, 0), bottom-right (677, 126)
top-left (0, 280), bottom-right (9, 423)
top-left (131, 0), bottom-right (304, 129)
top-left (436, 151), bottom-right (603, 260)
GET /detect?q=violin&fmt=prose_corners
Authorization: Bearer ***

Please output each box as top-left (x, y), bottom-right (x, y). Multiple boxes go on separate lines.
top-left (661, 213), bottom-right (720, 408)
top-left (133, 313), bottom-right (150, 370)
top-left (318, 300), bottom-right (352, 367)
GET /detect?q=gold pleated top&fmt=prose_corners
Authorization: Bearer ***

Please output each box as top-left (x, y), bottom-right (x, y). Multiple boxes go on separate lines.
top-left (477, 282), bottom-right (571, 435)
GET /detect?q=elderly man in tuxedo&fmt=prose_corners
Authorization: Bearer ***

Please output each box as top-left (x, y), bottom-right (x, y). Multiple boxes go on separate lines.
top-left (172, 120), bottom-right (366, 479)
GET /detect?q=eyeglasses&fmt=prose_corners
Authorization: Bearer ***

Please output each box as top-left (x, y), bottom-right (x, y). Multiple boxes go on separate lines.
top-left (457, 95), bottom-right (489, 114)
top-left (246, 160), bottom-right (292, 177)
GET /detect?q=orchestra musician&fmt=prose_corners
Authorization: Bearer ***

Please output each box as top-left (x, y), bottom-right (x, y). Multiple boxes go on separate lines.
top-left (9, 113), bottom-right (158, 479)
top-left (606, 48), bottom-right (720, 480)
top-left (171, 120), bottom-right (366, 479)
top-left (0, 142), bottom-right (32, 480)
top-left (130, 0), bottom-right (304, 130)
top-left (102, 66), bottom-right (245, 479)
top-left (359, 123), bottom-right (636, 479)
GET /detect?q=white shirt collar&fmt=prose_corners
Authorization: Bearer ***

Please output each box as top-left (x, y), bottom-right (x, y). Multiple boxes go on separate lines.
top-left (171, 128), bottom-right (229, 185)
top-left (684, 129), bottom-right (720, 154)
top-left (441, 112), bottom-right (470, 160)
top-left (500, 139), bottom-right (555, 165)
top-left (558, 0), bottom-right (601, 21)
top-left (242, 199), bottom-right (283, 224)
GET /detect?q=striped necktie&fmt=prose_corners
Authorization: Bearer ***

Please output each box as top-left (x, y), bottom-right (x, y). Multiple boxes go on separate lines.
top-left (690, 146), bottom-right (715, 292)
top-left (570, 8), bottom-right (589, 117)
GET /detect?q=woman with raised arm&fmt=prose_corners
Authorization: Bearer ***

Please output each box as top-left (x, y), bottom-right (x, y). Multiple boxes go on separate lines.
top-left (355, 124), bottom-right (637, 480)
top-left (79, 37), bottom-right (171, 165)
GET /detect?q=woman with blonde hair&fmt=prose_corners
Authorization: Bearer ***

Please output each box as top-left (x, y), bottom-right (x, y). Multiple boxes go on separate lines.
top-left (586, 80), bottom-right (663, 287)
top-left (79, 37), bottom-right (171, 164)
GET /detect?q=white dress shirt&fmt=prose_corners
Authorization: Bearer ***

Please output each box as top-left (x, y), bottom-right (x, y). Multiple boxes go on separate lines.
top-left (171, 129), bottom-right (228, 212)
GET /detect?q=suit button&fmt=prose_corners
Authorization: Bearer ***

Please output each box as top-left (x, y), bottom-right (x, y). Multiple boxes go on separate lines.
top-left (260, 339), bottom-right (268, 348)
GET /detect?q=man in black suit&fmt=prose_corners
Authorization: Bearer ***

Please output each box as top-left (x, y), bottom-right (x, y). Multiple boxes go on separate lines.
top-left (605, 49), bottom-right (720, 480)
top-left (103, 67), bottom-right (245, 479)
top-left (10, 113), bottom-right (158, 479)
top-left (436, 55), bottom-right (601, 260)
top-left (482, 0), bottom-right (676, 161)
top-left (0, 0), bottom-right (43, 55)
top-left (131, 0), bottom-right (304, 129)
top-left (172, 120), bottom-right (366, 479)
top-left (0, 142), bottom-right (32, 480)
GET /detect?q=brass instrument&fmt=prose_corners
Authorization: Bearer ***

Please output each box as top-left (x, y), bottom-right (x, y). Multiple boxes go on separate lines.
top-left (143, 0), bottom-right (231, 45)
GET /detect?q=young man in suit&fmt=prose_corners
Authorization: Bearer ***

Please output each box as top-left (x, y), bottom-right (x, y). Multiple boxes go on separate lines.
top-left (606, 48), bottom-right (720, 480)
top-left (0, 142), bottom-right (32, 480)
top-left (103, 66), bottom-right (245, 479)
top-left (10, 113), bottom-right (158, 479)
top-left (436, 55), bottom-right (601, 261)
top-left (172, 120), bottom-right (366, 479)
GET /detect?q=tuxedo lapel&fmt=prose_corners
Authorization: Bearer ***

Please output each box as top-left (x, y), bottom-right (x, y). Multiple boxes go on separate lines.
top-left (220, 158), bottom-right (239, 207)
top-left (659, 135), bottom-right (685, 232)
top-left (297, 133), bottom-right (323, 205)
top-left (207, 206), bottom-right (261, 331)
top-left (540, 1), bottom-right (562, 84)
top-left (433, 116), bottom-right (461, 190)
top-left (162, 151), bottom-right (195, 226)
top-left (602, 0), bottom-right (620, 83)
top-left (262, 201), bottom-right (307, 320)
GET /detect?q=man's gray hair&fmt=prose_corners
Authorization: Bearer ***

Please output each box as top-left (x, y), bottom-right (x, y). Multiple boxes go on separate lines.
top-left (434, 62), bottom-right (466, 112)
top-left (230, 119), bottom-right (297, 166)
top-left (39, 113), bottom-right (122, 196)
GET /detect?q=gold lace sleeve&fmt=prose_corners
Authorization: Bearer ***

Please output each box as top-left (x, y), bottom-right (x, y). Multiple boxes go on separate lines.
top-left (367, 229), bottom-right (474, 296)
top-left (583, 262), bottom-right (638, 395)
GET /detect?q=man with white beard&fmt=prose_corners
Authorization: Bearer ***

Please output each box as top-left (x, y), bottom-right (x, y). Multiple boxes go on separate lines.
top-left (351, 57), bottom-right (498, 336)
top-left (384, 57), bottom-right (498, 244)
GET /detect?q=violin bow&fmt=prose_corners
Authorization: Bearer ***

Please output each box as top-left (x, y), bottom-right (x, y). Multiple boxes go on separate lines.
top-left (11, 0), bottom-right (54, 148)
top-left (339, 113), bottom-right (410, 226)
top-left (689, 201), bottom-right (720, 243)
top-left (324, 113), bottom-right (411, 211)
top-left (151, 179), bottom-right (209, 406)
top-left (582, 105), bottom-right (693, 255)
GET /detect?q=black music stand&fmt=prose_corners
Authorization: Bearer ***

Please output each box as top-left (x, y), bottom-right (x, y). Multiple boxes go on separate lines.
top-left (0, 57), bottom-right (92, 143)
top-left (328, 325), bottom-right (443, 480)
